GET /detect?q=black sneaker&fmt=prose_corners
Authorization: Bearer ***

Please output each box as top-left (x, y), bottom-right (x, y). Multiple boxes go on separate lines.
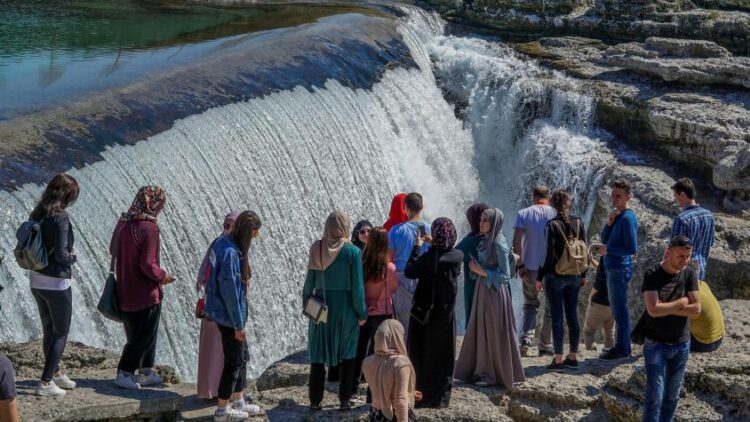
top-left (546, 359), bottom-right (564, 371)
top-left (309, 403), bottom-right (322, 411)
top-left (599, 349), bottom-right (630, 361)
top-left (562, 357), bottom-right (579, 369)
top-left (339, 401), bottom-right (352, 411)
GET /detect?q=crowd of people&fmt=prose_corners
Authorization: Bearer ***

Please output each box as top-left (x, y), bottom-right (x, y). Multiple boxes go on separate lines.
top-left (0, 173), bottom-right (727, 422)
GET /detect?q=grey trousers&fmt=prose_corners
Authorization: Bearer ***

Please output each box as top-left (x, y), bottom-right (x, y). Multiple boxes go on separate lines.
top-left (393, 272), bottom-right (416, 340)
top-left (520, 270), bottom-right (552, 350)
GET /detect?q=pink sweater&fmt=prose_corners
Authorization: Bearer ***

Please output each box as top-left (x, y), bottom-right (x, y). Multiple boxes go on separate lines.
top-left (365, 263), bottom-right (399, 316)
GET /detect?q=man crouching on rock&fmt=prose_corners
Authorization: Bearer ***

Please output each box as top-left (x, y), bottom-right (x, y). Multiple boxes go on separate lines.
top-left (641, 235), bottom-right (701, 422)
top-left (0, 353), bottom-right (19, 422)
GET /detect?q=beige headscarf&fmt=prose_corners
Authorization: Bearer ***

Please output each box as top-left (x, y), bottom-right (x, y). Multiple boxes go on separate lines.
top-left (308, 210), bottom-right (351, 270)
top-left (361, 319), bottom-right (416, 420)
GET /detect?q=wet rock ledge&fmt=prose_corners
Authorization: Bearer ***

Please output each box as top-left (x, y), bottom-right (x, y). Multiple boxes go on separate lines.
top-left (2, 298), bottom-right (748, 421)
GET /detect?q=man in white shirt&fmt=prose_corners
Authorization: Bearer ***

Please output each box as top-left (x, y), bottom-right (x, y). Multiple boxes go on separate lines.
top-left (513, 186), bottom-right (557, 356)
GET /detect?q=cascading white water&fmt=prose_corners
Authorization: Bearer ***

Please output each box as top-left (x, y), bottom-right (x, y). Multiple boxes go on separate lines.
top-left (0, 7), bottom-right (615, 380)
top-left (426, 29), bottom-right (615, 327)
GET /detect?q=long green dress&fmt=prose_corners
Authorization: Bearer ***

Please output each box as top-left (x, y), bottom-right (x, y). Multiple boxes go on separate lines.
top-left (455, 234), bottom-right (483, 329)
top-left (303, 243), bottom-right (367, 366)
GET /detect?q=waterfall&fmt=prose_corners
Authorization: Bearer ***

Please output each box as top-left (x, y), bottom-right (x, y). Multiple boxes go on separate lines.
top-left (0, 6), bottom-right (614, 380)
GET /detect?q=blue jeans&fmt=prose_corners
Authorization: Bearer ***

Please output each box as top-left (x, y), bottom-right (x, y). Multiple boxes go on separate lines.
top-left (606, 266), bottom-right (632, 355)
top-left (643, 338), bottom-right (690, 422)
top-left (544, 275), bottom-right (580, 355)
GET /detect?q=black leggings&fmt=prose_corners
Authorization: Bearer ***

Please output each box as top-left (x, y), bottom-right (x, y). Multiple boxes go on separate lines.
top-left (353, 315), bottom-right (391, 394)
top-left (31, 288), bottom-right (72, 382)
top-left (217, 325), bottom-right (248, 400)
top-left (118, 304), bottom-right (161, 373)
top-left (309, 359), bottom-right (356, 406)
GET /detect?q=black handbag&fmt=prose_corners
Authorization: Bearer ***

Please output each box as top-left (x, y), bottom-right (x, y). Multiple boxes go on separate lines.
top-left (631, 279), bottom-right (684, 345)
top-left (97, 225), bottom-right (123, 323)
top-left (410, 249), bottom-right (438, 325)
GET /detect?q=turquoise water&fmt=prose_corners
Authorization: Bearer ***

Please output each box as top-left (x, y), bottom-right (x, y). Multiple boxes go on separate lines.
top-left (0, 0), bottom-right (384, 116)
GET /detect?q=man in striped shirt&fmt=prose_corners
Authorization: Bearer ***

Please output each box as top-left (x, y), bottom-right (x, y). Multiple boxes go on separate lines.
top-left (671, 178), bottom-right (715, 280)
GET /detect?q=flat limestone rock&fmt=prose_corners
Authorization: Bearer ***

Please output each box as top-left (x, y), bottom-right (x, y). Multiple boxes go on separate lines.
top-left (604, 38), bottom-right (750, 89)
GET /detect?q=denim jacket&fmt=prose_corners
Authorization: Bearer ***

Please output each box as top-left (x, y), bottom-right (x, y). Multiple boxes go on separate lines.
top-left (204, 235), bottom-right (248, 330)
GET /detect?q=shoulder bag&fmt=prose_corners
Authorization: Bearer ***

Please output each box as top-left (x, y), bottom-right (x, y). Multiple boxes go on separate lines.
top-left (97, 224), bottom-right (123, 323)
top-left (303, 242), bottom-right (329, 324)
top-left (410, 249), bottom-right (438, 325)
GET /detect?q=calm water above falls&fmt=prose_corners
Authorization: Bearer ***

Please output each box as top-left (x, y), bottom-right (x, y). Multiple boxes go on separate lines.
top-left (0, 5), bottom-right (614, 381)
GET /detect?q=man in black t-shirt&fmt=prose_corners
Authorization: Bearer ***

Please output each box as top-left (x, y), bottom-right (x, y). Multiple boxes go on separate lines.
top-left (641, 236), bottom-right (701, 422)
top-left (0, 353), bottom-right (19, 422)
top-left (583, 257), bottom-right (614, 351)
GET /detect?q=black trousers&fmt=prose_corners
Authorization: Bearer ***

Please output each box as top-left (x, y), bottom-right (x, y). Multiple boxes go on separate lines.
top-left (31, 288), bottom-right (72, 382)
top-left (309, 359), bottom-right (356, 406)
top-left (118, 304), bottom-right (161, 373)
top-left (217, 325), bottom-right (248, 400)
top-left (353, 315), bottom-right (391, 394)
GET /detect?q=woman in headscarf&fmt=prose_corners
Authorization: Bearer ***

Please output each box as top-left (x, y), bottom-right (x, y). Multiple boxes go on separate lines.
top-left (110, 186), bottom-right (174, 390)
top-left (455, 203), bottom-right (489, 329)
top-left (404, 217), bottom-right (463, 408)
top-left (362, 320), bottom-right (421, 422)
top-left (351, 220), bottom-right (373, 250)
top-left (303, 211), bottom-right (367, 410)
top-left (454, 208), bottom-right (525, 388)
top-left (383, 193), bottom-right (408, 232)
top-left (196, 211), bottom-right (239, 400)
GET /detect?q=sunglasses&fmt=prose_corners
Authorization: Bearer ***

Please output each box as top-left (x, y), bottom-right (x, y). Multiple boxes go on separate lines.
top-left (359, 228), bottom-right (372, 235)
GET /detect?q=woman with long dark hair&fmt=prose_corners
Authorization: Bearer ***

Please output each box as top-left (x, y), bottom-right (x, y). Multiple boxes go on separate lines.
top-left (405, 217), bottom-right (462, 408)
top-left (455, 203), bottom-right (489, 328)
top-left (111, 186), bottom-right (174, 391)
top-left (535, 191), bottom-right (588, 371)
top-left (352, 227), bottom-right (399, 397)
top-left (303, 210), bottom-right (366, 411)
top-left (351, 220), bottom-right (373, 250)
top-left (28, 173), bottom-right (79, 397)
top-left (205, 211), bottom-right (264, 420)
top-left (196, 211), bottom-right (239, 400)
top-left (455, 208), bottom-right (525, 388)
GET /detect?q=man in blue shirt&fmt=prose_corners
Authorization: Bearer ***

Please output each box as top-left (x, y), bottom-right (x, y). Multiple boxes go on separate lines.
top-left (670, 178), bottom-right (715, 281)
top-left (388, 192), bottom-right (430, 338)
top-left (596, 179), bottom-right (639, 361)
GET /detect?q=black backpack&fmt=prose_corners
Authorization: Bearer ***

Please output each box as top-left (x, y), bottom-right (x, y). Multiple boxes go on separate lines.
top-left (14, 220), bottom-right (49, 271)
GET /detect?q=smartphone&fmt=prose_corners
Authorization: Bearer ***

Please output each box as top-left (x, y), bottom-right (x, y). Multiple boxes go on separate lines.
top-left (417, 225), bottom-right (425, 238)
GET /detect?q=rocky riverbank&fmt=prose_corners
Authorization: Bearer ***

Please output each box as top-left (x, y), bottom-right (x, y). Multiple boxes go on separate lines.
top-left (422, 0), bottom-right (750, 215)
top-left (2, 298), bottom-right (747, 421)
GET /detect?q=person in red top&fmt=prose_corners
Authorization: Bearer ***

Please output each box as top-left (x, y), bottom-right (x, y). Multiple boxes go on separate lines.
top-left (110, 186), bottom-right (174, 390)
top-left (352, 227), bottom-right (399, 399)
top-left (384, 193), bottom-right (408, 232)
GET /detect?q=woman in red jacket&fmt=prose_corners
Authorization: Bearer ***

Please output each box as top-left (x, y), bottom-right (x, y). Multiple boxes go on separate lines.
top-left (110, 186), bottom-right (174, 390)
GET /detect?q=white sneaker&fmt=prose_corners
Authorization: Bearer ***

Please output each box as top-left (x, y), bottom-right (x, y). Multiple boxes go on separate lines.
top-left (35, 381), bottom-right (66, 397)
top-left (214, 406), bottom-right (249, 421)
top-left (53, 374), bottom-right (77, 390)
top-left (114, 372), bottom-right (141, 390)
top-left (232, 399), bottom-right (263, 416)
top-left (137, 371), bottom-right (163, 386)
